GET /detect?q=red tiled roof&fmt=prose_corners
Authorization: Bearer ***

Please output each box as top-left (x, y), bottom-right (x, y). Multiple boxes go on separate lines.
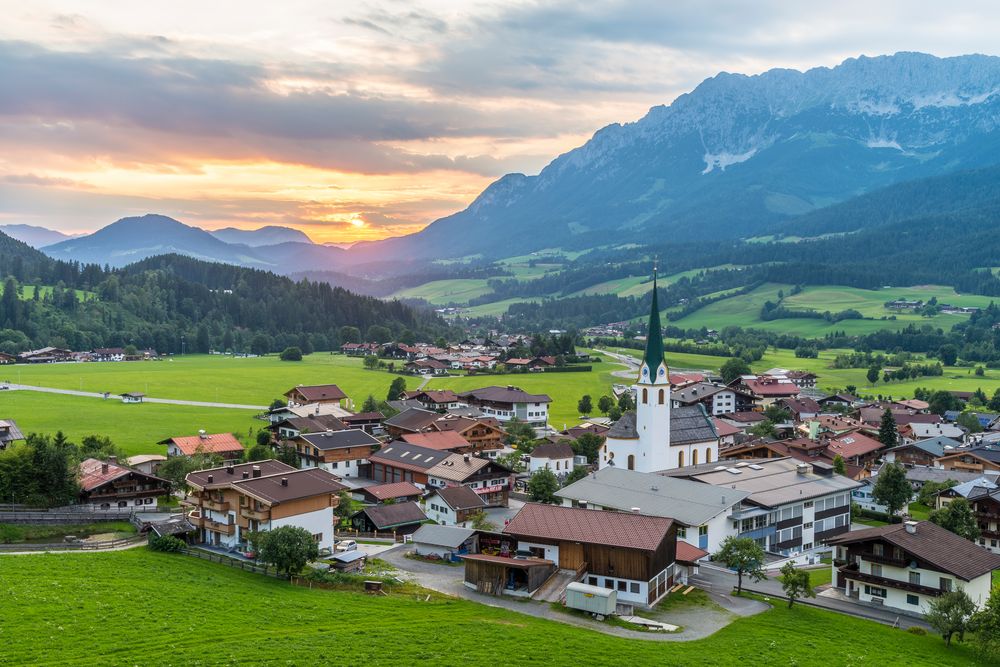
top-left (676, 541), bottom-right (709, 564)
top-left (827, 431), bottom-right (883, 459)
top-left (401, 431), bottom-right (471, 451)
top-left (712, 418), bottom-right (741, 437)
top-left (363, 481), bottom-right (423, 501)
top-left (162, 433), bottom-right (244, 456)
top-left (79, 458), bottom-right (164, 492)
top-left (743, 379), bottom-right (800, 397)
top-left (503, 503), bottom-right (674, 551)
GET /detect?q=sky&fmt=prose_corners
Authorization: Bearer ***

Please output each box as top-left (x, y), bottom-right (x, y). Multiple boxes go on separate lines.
top-left (2, 1), bottom-right (999, 244)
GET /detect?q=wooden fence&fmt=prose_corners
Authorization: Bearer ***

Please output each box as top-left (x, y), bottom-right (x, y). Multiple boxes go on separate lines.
top-left (181, 548), bottom-right (289, 579)
top-left (336, 529), bottom-right (404, 542)
top-left (0, 535), bottom-right (146, 552)
top-left (0, 511), bottom-right (136, 524)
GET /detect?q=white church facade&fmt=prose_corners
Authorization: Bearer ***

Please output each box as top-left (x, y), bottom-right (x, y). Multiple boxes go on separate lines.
top-left (599, 273), bottom-right (719, 473)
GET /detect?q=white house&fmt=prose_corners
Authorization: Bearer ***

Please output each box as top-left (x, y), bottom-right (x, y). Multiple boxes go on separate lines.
top-left (828, 521), bottom-right (1000, 616)
top-left (424, 485), bottom-right (487, 526)
top-left (528, 442), bottom-right (575, 476)
top-left (457, 386), bottom-right (552, 428)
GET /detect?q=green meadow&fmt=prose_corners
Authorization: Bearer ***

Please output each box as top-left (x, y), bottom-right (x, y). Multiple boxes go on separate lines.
top-left (392, 278), bottom-right (494, 305)
top-left (0, 549), bottom-right (983, 666)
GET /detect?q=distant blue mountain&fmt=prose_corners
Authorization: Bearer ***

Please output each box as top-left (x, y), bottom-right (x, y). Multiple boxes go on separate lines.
top-left (209, 225), bottom-right (313, 247)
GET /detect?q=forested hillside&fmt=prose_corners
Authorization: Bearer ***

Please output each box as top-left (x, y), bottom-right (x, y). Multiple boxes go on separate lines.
top-left (0, 235), bottom-right (448, 355)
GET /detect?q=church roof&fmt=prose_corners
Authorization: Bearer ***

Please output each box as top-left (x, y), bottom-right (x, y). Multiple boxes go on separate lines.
top-left (605, 405), bottom-right (718, 444)
top-left (643, 271), bottom-right (665, 374)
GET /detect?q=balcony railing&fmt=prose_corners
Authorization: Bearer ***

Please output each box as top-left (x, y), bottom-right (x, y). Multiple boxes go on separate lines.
top-left (190, 515), bottom-right (236, 535)
top-left (859, 551), bottom-right (910, 567)
top-left (241, 507), bottom-right (270, 521)
top-left (839, 565), bottom-right (943, 597)
top-left (201, 498), bottom-right (230, 512)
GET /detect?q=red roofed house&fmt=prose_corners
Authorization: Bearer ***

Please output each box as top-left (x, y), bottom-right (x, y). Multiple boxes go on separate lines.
top-left (284, 384), bottom-right (348, 408)
top-left (160, 432), bottom-right (245, 463)
top-left (826, 431), bottom-right (885, 469)
top-left (734, 376), bottom-right (801, 405)
top-left (78, 457), bottom-right (171, 510)
top-left (354, 481), bottom-right (424, 504)
top-left (401, 430), bottom-right (473, 452)
top-left (500, 502), bottom-right (678, 607)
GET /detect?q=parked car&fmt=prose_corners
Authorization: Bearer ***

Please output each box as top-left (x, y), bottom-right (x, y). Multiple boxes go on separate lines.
top-left (334, 539), bottom-right (357, 552)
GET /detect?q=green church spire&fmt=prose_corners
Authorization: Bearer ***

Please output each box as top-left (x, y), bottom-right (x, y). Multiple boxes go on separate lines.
top-left (643, 267), bottom-right (665, 375)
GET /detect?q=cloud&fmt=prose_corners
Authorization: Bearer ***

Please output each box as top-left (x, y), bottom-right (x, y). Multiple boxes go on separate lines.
top-left (2, 173), bottom-right (89, 188)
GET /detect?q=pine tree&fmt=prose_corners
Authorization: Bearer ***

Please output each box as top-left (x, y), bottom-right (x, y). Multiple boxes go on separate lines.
top-left (878, 408), bottom-right (898, 447)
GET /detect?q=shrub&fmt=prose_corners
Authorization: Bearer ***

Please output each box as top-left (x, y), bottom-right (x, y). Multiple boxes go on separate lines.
top-left (279, 346), bottom-right (303, 361)
top-left (148, 535), bottom-right (186, 553)
top-left (906, 626), bottom-right (927, 635)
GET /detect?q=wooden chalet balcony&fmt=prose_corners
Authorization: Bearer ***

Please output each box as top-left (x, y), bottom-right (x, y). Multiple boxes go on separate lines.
top-left (859, 551), bottom-right (910, 568)
top-left (839, 564), bottom-right (943, 597)
top-left (201, 498), bottom-right (230, 512)
top-left (191, 515), bottom-right (235, 535)
top-left (241, 507), bottom-right (270, 521)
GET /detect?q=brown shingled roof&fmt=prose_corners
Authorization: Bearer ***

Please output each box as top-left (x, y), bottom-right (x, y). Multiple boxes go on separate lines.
top-left (827, 520), bottom-right (1000, 581)
top-left (503, 503), bottom-right (674, 551)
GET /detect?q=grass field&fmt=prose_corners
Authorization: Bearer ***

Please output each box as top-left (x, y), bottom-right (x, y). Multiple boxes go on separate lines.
top-left (392, 278), bottom-right (495, 305)
top-left (0, 390), bottom-right (260, 455)
top-left (0, 549), bottom-right (983, 666)
top-left (673, 283), bottom-right (988, 338)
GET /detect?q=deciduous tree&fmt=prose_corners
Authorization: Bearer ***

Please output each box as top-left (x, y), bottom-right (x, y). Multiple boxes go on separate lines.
top-left (930, 498), bottom-right (981, 541)
top-left (528, 468), bottom-right (559, 504)
top-left (713, 536), bottom-right (766, 594)
top-left (778, 562), bottom-right (815, 608)
top-left (256, 526), bottom-right (320, 577)
top-left (926, 589), bottom-right (975, 646)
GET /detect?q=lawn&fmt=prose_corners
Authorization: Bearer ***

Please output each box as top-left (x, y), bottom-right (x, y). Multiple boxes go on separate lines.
top-left (392, 278), bottom-right (494, 305)
top-left (0, 390), bottom-right (260, 455)
top-left (0, 549), bottom-right (984, 666)
top-left (0, 354), bottom-right (404, 407)
top-left (804, 567), bottom-right (833, 589)
top-left (673, 283), bottom-right (987, 338)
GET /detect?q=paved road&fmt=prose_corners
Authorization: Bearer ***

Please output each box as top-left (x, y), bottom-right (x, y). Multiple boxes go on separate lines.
top-left (691, 563), bottom-right (934, 630)
top-left (380, 544), bottom-right (768, 641)
top-left (4, 384), bottom-right (266, 411)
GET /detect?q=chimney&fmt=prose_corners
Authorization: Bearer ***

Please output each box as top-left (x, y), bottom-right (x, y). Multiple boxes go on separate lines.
top-left (281, 477), bottom-right (288, 487)
top-left (242, 471), bottom-right (249, 479)
top-left (796, 462), bottom-right (811, 475)
top-left (108, 455), bottom-right (118, 465)
top-left (252, 465), bottom-right (261, 478)
top-left (199, 429), bottom-right (207, 440)
top-left (207, 474), bottom-right (214, 483)
top-left (226, 465), bottom-right (234, 475)
top-left (904, 521), bottom-right (918, 534)
top-left (464, 454), bottom-right (471, 463)
top-left (101, 462), bottom-right (109, 474)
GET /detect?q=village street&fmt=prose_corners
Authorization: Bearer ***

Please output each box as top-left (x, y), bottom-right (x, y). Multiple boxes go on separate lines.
top-left (379, 544), bottom-right (769, 642)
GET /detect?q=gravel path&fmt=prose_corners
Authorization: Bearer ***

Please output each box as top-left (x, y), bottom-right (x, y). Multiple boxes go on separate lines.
top-left (380, 544), bottom-right (768, 641)
top-left (5, 384), bottom-right (266, 410)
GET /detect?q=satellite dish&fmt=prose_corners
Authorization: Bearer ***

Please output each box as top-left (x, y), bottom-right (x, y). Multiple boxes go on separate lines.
top-left (909, 560), bottom-right (918, 569)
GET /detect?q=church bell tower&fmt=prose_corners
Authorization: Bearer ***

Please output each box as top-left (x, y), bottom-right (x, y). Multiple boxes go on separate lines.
top-left (633, 268), bottom-right (671, 471)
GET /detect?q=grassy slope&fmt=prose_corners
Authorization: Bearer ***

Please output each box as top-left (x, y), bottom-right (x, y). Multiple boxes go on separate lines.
top-left (392, 279), bottom-right (494, 305)
top-left (673, 283), bottom-right (986, 338)
top-left (0, 549), bottom-right (981, 666)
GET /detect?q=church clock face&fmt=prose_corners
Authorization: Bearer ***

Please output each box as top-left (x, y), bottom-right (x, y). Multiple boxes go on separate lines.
top-left (642, 367), bottom-right (649, 377)
top-left (659, 368), bottom-right (665, 377)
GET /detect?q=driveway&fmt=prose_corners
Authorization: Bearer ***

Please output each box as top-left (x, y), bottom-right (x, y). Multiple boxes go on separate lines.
top-left (379, 544), bottom-right (767, 641)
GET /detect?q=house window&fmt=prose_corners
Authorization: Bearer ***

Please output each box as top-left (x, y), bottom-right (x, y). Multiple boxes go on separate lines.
top-left (312, 533), bottom-right (323, 542)
top-left (678, 451), bottom-right (685, 468)
top-left (617, 581), bottom-right (627, 592)
top-left (804, 522), bottom-right (813, 529)
top-left (802, 543), bottom-right (813, 550)
top-left (940, 578), bottom-right (953, 592)
top-left (630, 582), bottom-right (640, 594)
top-left (627, 454), bottom-right (635, 471)
top-left (872, 543), bottom-right (884, 557)
top-left (705, 448), bottom-right (712, 463)
top-left (907, 594), bottom-right (919, 606)
top-left (909, 571), bottom-right (921, 586)
top-left (804, 501), bottom-right (813, 508)
top-left (588, 576), bottom-right (598, 586)
top-left (658, 389), bottom-right (664, 405)
top-left (642, 388), bottom-right (648, 404)
top-left (870, 564), bottom-right (882, 577)
top-left (692, 450), bottom-right (699, 466)
top-left (605, 578), bottom-right (614, 589)
top-left (699, 525), bottom-right (708, 537)
top-left (677, 527), bottom-right (687, 539)
top-left (864, 585), bottom-right (887, 598)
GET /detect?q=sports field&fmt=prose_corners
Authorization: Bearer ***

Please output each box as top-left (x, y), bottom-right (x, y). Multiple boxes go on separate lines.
top-left (0, 549), bottom-right (981, 666)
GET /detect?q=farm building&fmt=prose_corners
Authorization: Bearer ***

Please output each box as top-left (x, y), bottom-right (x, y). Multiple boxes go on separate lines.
top-left (411, 524), bottom-right (478, 560)
top-left (350, 501), bottom-right (427, 535)
top-left (461, 553), bottom-right (556, 597)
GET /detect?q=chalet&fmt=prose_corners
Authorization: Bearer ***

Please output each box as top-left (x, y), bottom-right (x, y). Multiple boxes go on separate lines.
top-left (457, 386), bottom-right (552, 427)
top-left (402, 390), bottom-right (465, 412)
top-left (353, 481), bottom-right (423, 504)
top-left (731, 376), bottom-right (800, 405)
top-left (424, 485), bottom-right (488, 525)
top-left (785, 371), bottom-right (818, 389)
top-left (935, 444), bottom-right (1000, 473)
top-left (528, 442), bottom-right (575, 475)
top-left (126, 454), bottom-right (167, 475)
top-left (18, 346), bottom-right (72, 363)
top-left (339, 412), bottom-right (384, 435)
top-left (0, 419), bottom-right (25, 450)
top-left (427, 415), bottom-right (506, 455)
top-left (383, 408), bottom-right (440, 438)
top-left (350, 501), bottom-right (427, 535)
top-left (671, 382), bottom-right (755, 415)
top-left (0, 352), bottom-right (15, 364)
top-left (826, 431), bottom-right (885, 469)
top-left (271, 414), bottom-right (346, 441)
top-left (905, 422), bottom-right (965, 442)
top-left (858, 406), bottom-right (941, 428)
top-left (267, 401), bottom-right (352, 424)
top-left (818, 393), bottom-right (862, 409)
top-left (499, 503), bottom-right (679, 607)
top-left (712, 418), bottom-right (741, 447)
top-left (829, 521), bottom-right (1000, 616)
top-left (186, 461), bottom-right (345, 550)
top-left (283, 384), bottom-right (348, 408)
top-left (340, 342), bottom-right (379, 356)
top-left (556, 467), bottom-right (749, 554)
top-left (78, 457), bottom-right (171, 510)
top-left (426, 453), bottom-right (513, 507)
top-left (294, 429), bottom-right (380, 477)
top-left (404, 359), bottom-right (449, 376)
top-left (366, 442), bottom-right (451, 487)
top-left (883, 436), bottom-right (962, 467)
top-left (92, 347), bottom-right (127, 362)
top-left (120, 392), bottom-right (145, 404)
top-left (160, 432), bottom-right (244, 463)
top-left (664, 458), bottom-right (861, 556)
top-left (412, 524), bottom-right (478, 560)
top-left (777, 397), bottom-right (822, 421)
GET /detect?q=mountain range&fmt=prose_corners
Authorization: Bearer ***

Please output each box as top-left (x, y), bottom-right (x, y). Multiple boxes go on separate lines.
top-left (0, 224), bottom-right (79, 248)
top-left (26, 52), bottom-right (1000, 286)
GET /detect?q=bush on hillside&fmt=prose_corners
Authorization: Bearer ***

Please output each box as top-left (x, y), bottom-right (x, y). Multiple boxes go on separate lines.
top-left (280, 346), bottom-right (303, 361)
top-left (148, 535), bottom-right (186, 553)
